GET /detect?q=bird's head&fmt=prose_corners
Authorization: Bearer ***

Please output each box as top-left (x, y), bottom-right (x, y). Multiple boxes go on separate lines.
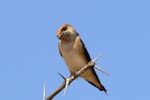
top-left (56, 24), bottom-right (79, 42)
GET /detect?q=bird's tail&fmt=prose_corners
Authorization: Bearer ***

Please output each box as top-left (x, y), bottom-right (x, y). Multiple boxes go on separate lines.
top-left (97, 83), bottom-right (107, 94)
top-left (88, 81), bottom-right (107, 93)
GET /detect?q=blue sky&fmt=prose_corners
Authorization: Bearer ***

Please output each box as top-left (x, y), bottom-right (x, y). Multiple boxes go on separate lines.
top-left (0, 0), bottom-right (150, 100)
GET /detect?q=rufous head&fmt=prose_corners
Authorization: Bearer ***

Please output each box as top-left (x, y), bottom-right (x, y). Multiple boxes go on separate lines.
top-left (56, 24), bottom-right (79, 41)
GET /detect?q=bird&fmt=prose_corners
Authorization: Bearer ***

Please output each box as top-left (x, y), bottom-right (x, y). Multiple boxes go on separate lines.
top-left (56, 24), bottom-right (106, 93)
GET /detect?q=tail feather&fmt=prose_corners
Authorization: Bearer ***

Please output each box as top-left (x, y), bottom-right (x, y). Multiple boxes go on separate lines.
top-left (87, 81), bottom-right (107, 93)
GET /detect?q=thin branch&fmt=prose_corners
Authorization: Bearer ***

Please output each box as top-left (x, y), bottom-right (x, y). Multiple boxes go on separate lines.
top-left (47, 61), bottom-right (94, 100)
top-left (57, 73), bottom-right (66, 80)
top-left (92, 53), bottom-right (103, 62)
top-left (94, 65), bottom-right (110, 76)
top-left (47, 54), bottom-right (108, 100)
top-left (43, 82), bottom-right (46, 100)
top-left (47, 81), bottom-right (66, 100)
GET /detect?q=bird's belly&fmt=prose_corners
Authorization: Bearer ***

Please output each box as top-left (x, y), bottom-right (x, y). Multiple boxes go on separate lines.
top-left (63, 51), bottom-right (86, 74)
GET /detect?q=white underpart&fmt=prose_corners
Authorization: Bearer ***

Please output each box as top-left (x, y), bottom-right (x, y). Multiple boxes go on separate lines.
top-left (61, 42), bottom-right (86, 74)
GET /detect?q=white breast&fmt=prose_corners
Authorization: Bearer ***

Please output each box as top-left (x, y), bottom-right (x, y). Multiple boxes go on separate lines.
top-left (61, 42), bottom-right (86, 74)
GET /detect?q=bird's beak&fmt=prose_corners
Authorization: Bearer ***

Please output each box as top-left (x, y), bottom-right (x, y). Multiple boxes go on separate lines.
top-left (57, 33), bottom-right (62, 39)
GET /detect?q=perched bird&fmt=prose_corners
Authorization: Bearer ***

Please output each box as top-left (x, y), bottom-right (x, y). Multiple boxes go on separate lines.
top-left (56, 24), bottom-right (106, 92)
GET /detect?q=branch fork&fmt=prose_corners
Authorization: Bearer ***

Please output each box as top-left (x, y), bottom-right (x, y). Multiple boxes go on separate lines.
top-left (47, 54), bottom-right (109, 100)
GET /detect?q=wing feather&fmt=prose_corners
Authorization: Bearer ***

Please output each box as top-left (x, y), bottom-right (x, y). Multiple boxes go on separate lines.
top-left (75, 36), bottom-right (107, 92)
top-left (75, 36), bottom-right (91, 63)
top-left (58, 41), bottom-right (62, 57)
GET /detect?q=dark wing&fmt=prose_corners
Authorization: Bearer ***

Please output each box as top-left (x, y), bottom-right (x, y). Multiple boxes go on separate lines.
top-left (78, 38), bottom-right (91, 63)
top-left (58, 41), bottom-right (62, 57)
top-left (76, 36), bottom-right (107, 92)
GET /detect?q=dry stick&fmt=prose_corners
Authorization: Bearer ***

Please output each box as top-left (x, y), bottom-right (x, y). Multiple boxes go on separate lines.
top-left (47, 53), bottom-right (109, 100)
top-left (47, 61), bottom-right (95, 100)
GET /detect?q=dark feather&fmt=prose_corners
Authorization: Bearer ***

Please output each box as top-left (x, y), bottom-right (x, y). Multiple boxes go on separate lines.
top-left (78, 37), bottom-right (107, 92)
top-left (58, 42), bottom-right (62, 57)
top-left (87, 76), bottom-right (107, 92)
top-left (79, 38), bottom-right (91, 62)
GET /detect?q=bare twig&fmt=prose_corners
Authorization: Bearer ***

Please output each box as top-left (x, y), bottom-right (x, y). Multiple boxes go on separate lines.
top-left (94, 65), bottom-right (110, 76)
top-left (47, 54), bottom-right (108, 100)
top-left (47, 81), bottom-right (66, 100)
top-left (43, 82), bottom-right (46, 100)
top-left (92, 53), bottom-right (103, 62)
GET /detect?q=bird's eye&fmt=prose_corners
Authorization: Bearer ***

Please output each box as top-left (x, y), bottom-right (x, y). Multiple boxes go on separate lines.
top-left (61, 27), bottom-right (67, 31)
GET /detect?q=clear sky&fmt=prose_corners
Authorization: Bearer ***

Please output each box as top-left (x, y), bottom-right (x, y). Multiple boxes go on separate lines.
top-left (0, 0), bottom-right (150, 100)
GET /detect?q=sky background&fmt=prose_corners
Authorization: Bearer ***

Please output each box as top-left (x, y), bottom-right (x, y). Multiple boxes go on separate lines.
top-left (0, 0), bottom-right (150, 100)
